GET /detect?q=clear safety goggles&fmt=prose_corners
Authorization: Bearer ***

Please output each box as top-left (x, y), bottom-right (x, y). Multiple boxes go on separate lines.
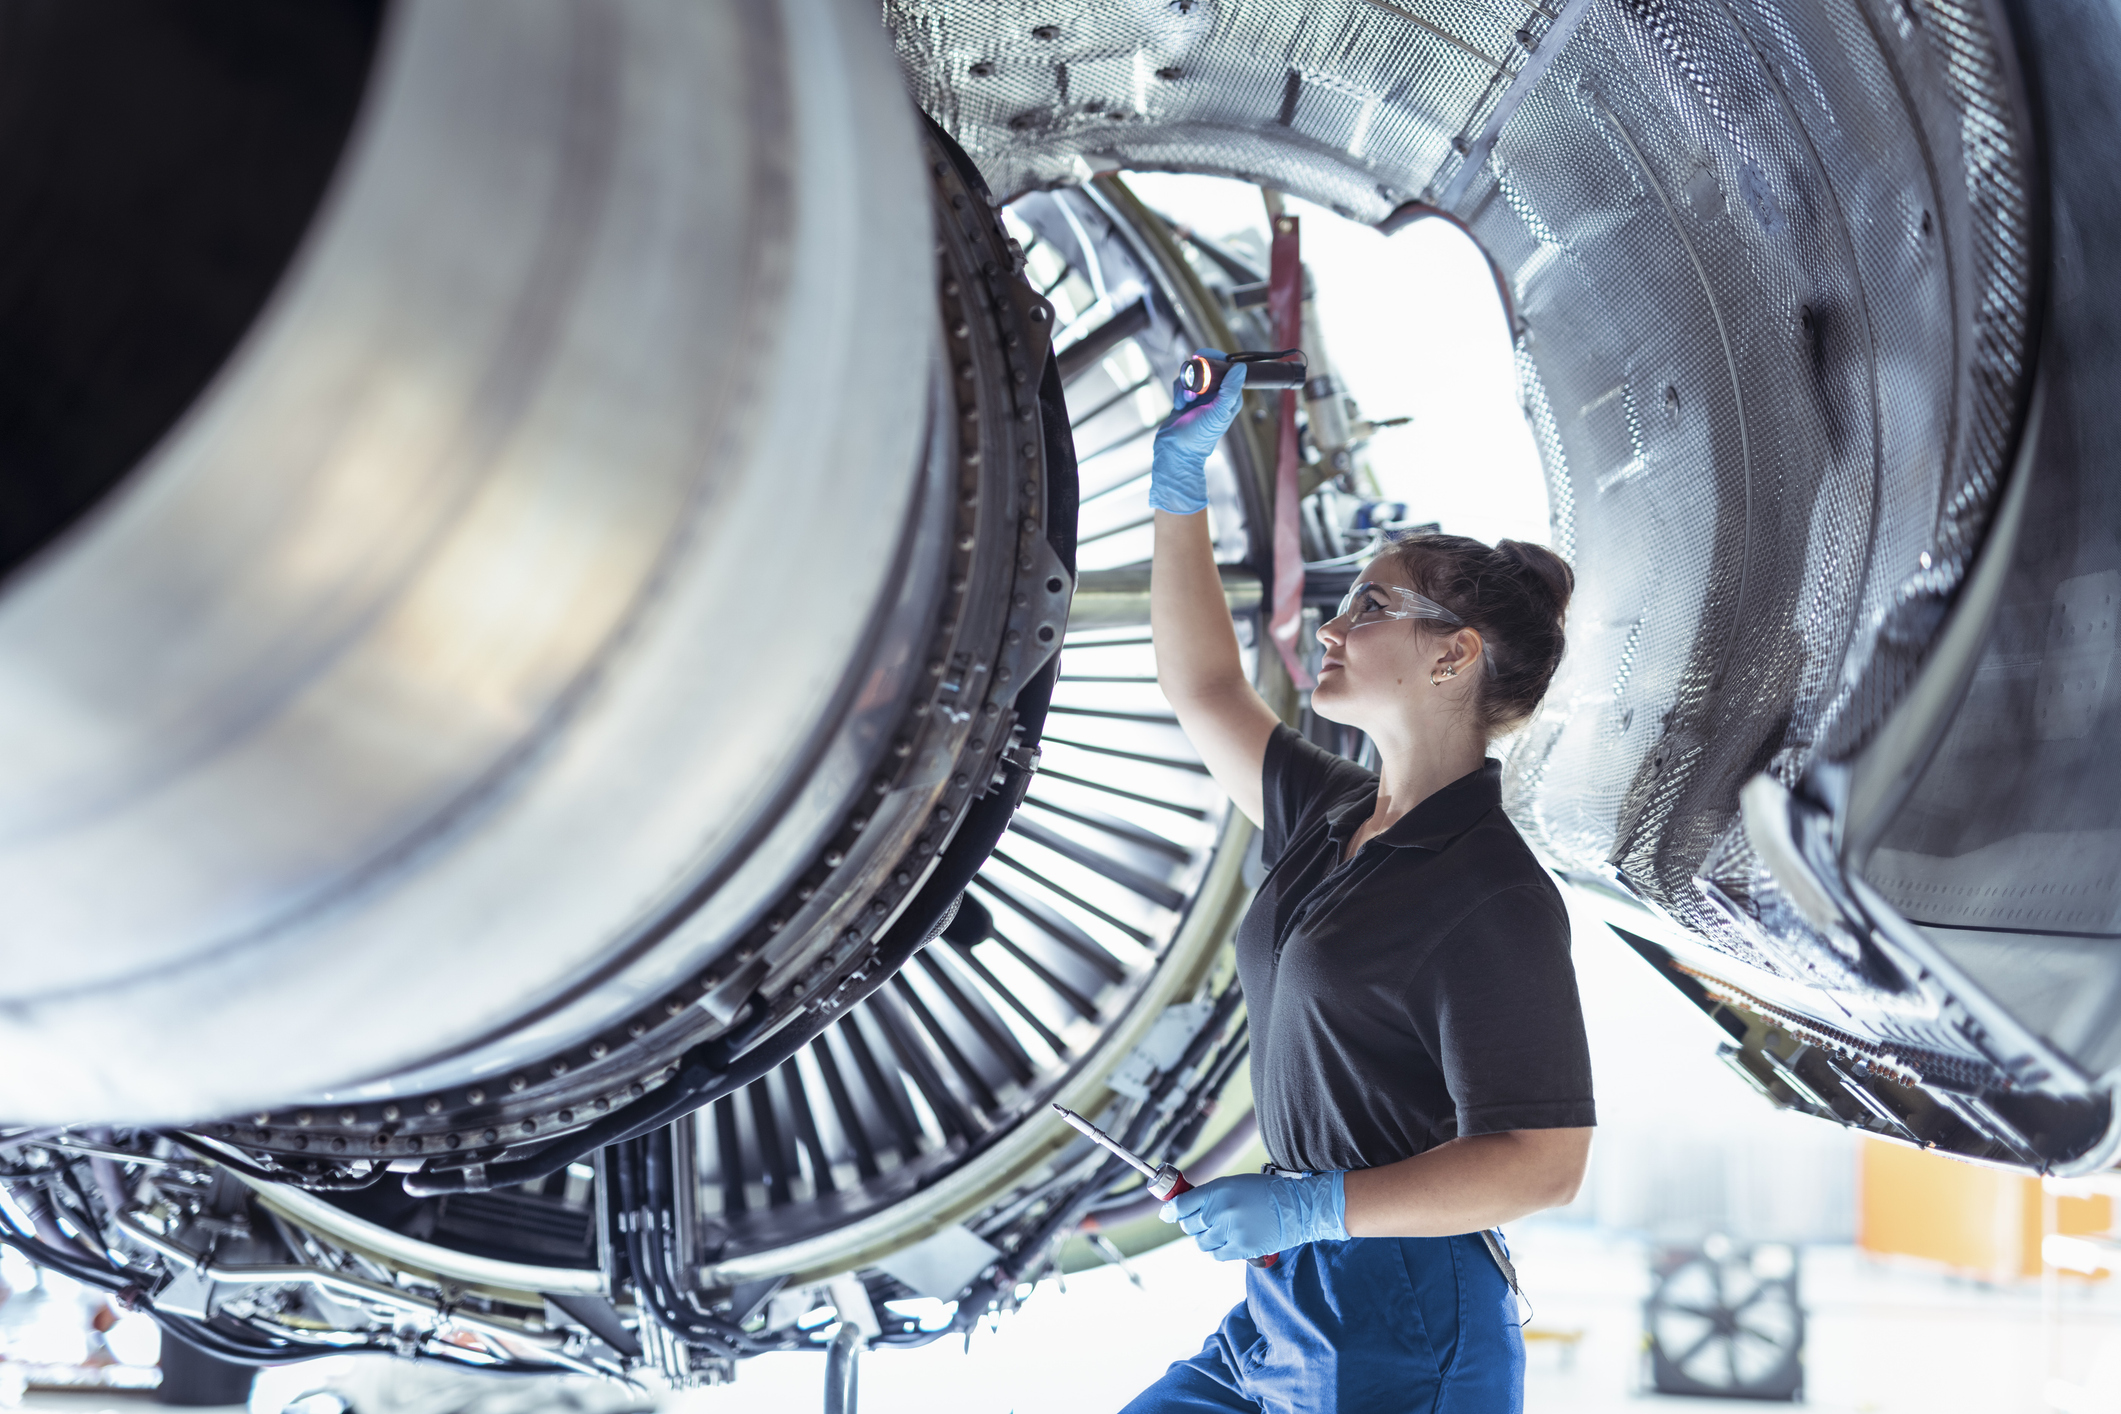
top-left (1327, 581), bottom-right (1464, 634)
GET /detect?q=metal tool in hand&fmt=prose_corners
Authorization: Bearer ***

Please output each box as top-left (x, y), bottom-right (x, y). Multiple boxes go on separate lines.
top-left (1050, 1104), bottom-right (1279, 1268)
top-left (1052, 1103), bottom-right (1192, 1200)
top-left (1178, 348), bottom-right (1307, 400)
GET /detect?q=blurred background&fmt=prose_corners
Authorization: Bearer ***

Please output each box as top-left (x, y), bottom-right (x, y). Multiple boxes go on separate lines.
top-left (3, 173), bottom-right (2111, 1414)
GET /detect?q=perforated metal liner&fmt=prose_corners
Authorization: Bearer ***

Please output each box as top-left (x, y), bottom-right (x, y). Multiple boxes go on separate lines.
top-left (891, 0), bottom-right (2037, 992)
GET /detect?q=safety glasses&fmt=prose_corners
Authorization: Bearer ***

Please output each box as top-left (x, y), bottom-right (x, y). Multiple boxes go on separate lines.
top-left (1327, 581), bottom-right (1464, 634)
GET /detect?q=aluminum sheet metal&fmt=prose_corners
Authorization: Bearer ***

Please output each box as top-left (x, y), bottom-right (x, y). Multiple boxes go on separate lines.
top-left (890, 0), bottom-right (2037, 993)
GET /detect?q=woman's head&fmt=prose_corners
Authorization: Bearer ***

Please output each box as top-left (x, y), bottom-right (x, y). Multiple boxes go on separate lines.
top-left (1312, 532), bottom-right (1572, 739)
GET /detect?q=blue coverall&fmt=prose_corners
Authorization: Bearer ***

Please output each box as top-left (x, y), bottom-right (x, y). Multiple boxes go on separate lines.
top-left (1121, 1231), bottom-right (1524, 1414)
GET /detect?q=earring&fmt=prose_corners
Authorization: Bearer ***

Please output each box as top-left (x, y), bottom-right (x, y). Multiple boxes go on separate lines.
top-left (1429, 665), bottom-right (1458, 687)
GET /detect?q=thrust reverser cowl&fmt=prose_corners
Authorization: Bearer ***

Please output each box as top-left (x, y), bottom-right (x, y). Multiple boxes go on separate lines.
top-left (0, 0), bottom-right (942, 1123)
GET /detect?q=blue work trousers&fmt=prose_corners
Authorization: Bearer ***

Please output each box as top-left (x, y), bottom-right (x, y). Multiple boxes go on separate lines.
top-left (1120, 1232), bottom-right (1523, 1414)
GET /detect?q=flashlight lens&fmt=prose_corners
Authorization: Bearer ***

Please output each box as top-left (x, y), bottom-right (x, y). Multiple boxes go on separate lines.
top-left (1181, 358), bottom-right (1209, 394)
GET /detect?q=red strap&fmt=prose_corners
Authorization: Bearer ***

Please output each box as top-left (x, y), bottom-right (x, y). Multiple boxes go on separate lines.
top-left (1266, 213), bottom-right (1314, 691)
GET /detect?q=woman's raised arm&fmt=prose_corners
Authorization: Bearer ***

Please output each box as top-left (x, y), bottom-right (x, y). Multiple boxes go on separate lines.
top-left (1147, 358), bottom-right (1280, 825)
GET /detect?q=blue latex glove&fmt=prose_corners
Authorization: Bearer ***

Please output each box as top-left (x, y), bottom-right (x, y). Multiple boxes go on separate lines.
top-left (1148, 351), bottom-right (1247, 514)
top-left (1159, 1170), bottom-right (1347, 1262)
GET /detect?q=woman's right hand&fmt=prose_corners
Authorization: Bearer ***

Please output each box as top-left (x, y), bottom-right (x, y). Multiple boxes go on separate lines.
top-left (1148, 351), bottom-right (1247, 514)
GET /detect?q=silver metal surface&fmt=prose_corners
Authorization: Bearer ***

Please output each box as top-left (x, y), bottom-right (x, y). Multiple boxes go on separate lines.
top-left (114, 1211), bottom-right (598, 1374)
top-left (823, 1321), bottom-right (860, 1414)
top-left (236, 1171), bottom-right (610, 1298)
top-left (892, 0), bottom-right (1579, 220)
top-left (0, 0), bottom-right (932, 1122)
top-left (1067, 564), bottom-right (1261, 631)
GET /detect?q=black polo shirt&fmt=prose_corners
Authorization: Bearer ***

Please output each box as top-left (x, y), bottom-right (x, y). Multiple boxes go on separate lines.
top-left (1238, 724), bottom-right (1595, 1174)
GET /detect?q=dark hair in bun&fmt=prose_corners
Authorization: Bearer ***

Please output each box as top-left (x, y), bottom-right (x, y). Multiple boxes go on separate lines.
top-left (1384, 532), bottom-right (1573, 734)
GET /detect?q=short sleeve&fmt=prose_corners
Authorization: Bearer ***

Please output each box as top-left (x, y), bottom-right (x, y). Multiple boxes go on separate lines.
top-left (1260, 723), bottom-right (1376, 865)
top-left (1411, 884), bottom-right (1596, 1137)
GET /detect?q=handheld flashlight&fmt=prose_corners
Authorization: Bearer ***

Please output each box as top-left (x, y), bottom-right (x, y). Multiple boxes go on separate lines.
top-left (1179, 349), bottom-right (1307, 400)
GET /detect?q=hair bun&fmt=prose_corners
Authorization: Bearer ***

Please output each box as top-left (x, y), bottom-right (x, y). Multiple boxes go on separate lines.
top-left (1496, 539), bottom-right (1574, 619)
top-left (1386, 531), bottom-right (1572, 734)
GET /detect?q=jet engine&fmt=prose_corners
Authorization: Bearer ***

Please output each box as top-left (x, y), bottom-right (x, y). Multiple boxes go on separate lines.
top-left (2, 0), bottom-right (2117, 1391)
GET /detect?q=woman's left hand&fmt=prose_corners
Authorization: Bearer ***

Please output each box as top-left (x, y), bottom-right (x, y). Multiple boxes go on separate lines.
top-left (1159, 1171), bottom-right (1347, 1262)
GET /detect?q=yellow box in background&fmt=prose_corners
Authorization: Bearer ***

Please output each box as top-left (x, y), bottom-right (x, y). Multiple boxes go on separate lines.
top-left (1858, 1138), bottom-right (2111, 1281)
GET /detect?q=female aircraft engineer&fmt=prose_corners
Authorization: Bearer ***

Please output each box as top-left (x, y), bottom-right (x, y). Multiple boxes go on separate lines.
top-left (1126, 357), bottom-right (1595, 1414)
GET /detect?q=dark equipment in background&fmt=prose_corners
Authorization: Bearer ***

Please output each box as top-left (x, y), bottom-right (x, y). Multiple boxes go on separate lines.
top-left (1644, 1241), bottom-right (1805, 1402)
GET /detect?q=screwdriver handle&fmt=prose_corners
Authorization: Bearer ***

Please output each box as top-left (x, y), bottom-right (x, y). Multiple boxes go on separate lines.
top-left (1151, 1165), bottom-right (1279, 1269)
